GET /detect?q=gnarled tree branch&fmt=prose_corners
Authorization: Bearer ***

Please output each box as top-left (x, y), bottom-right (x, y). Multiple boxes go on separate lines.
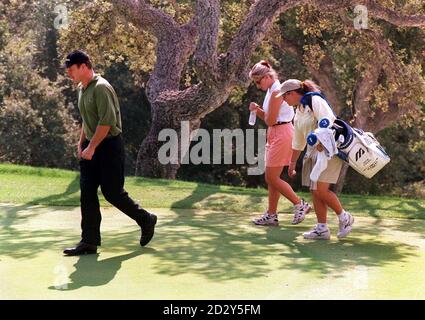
top-left (361, 0), bottom-right (425, 27)
top-left (271, 35), bottom-right (343, 115)
top-left (111, 0), bottom-right (198, 101)
top-left (107, 0), bottom-right (425, 177)
top-left (338, 9), bottom-right (424, 132)
top-left (193, 0), bottom-right (220, 85)
top-left (224, 0), bottom-right (308, 85)
top-left (314, 0), bottom-right (425, 27)
top-left (111, 0), bottom-right (180, 37)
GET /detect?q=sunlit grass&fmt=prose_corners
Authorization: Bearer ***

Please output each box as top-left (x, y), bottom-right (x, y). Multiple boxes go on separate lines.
top-left (0, 163), bottom-right (424, 219)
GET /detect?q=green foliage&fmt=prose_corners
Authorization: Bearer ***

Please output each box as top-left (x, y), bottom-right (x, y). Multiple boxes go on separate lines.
top-left (58, 0), bottom-right (156, 85)
top-left (1, 0), bottom-right (424, 197)
top-left (219, 0), bottom-right (251, 52)
top-left (0, 5), bottom-right (79, 169)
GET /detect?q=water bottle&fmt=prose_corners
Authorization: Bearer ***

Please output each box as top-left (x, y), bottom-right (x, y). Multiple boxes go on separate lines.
top-left (249, 111), bottom-right (256, 126)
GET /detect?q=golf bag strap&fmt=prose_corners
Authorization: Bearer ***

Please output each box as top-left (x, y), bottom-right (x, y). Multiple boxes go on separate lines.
top-left (300, 92), bottom-right (338, 118)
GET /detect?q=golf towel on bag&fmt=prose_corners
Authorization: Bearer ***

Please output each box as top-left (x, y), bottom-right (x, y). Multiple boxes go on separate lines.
top-left (307, 118), bottom-right (391, 179)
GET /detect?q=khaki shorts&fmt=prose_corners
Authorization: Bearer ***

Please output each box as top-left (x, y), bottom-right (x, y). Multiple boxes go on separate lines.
top-left (302, 150), bottom-right (343, 190)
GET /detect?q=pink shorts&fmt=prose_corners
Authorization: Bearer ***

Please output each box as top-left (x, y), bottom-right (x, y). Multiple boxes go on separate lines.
top-left (265, 123), bottom-right (294, 167)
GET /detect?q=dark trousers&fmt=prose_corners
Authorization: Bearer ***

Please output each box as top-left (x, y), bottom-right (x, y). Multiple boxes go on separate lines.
top-left (79, 135), bottom-right (149, 246)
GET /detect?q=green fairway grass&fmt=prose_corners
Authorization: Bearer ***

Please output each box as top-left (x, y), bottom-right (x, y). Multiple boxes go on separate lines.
top-left (1, 205), bottom-right (424, 299)
top-left (1, 164), bottom-right (424, 299)
top-left (0, 163), bottom-right (424, 219)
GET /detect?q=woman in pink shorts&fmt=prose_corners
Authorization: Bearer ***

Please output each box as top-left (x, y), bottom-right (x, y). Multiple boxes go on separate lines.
top-left (248, 60), bottom-right (311, 226)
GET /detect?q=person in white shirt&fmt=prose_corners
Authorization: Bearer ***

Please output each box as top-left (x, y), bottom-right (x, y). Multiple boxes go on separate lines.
top-left (276, 79), bottom-right (354, 240)
top-left (248, 61), bottom-right (312, 226)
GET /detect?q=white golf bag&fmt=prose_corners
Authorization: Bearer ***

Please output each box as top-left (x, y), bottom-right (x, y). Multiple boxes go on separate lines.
top-left (308, 118), bottom-right (390, 179)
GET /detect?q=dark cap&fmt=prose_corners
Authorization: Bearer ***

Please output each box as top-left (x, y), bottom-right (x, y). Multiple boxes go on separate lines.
top-left (64, 50), bottom-right (92, 68)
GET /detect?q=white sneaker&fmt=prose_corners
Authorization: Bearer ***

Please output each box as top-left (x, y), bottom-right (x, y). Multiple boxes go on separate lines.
top-left (252, 212), bottom-right (279, 226)
top-left (337, 212), bottom-right (354, 238)
top-left (303, 225), bottom-right (331, 240)
top-left (292, 199), bottom-right (312, 225)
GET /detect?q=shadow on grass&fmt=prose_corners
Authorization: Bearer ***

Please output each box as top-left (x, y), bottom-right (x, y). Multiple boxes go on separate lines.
top-left (0, 175), bottom-right (80, 229)
top-left (146, 207), bottom-right (420, 281)
top-left (48, 248), bottom-right (156, 291)
top-left (170, 182), bottom-right (268, 212)
top-left (0, 205), bottom-right (79, 260)
top-left (2, 205), bottom-right (419, 283)
top-left (27, 175), bottom-right (81, 206)
top-left (339, 196), bottom-right (425, 220)
top-left (130, 182), bottom-right (423, 281)
top-left (0, 176), bottom-right (81, 260)
top-left (1, 176), bottom-right (424, 285)
top-left (0, 173), bottom-right (98, 228)
top-left (271, 228), bottom-right (416, 278)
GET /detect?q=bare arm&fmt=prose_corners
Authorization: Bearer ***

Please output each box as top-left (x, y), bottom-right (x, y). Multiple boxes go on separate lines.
top-left (288, 149), bottom-right (302, 178)
top-left (264, 91), bottom-right (282, 126)
top-left (77, 128), bottom-right (86, 159)
top-left (81, 125), bottom-right (111, 160)
top-left (79, 127), bottom-right (86, 145)
top-left (249, 102), bottom-right (265, 121)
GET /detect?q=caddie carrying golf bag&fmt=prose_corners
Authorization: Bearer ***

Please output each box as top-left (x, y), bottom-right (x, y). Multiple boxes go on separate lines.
top-left (302, 92), bottom-right (391, 179)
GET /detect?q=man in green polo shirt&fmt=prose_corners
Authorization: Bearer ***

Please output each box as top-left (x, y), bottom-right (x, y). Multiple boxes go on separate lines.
top-left (63, 50), bottom-right (157, 256)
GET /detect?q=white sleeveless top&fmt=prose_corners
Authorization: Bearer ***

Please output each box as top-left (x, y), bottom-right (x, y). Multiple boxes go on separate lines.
top-left (263, 80), bottom-right (295, 123)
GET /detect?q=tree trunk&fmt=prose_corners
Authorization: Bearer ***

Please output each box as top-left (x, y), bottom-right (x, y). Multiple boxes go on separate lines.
top-left (110, 0), bottom-right (425, 179)
top-left (135, 121), bottom-right (180, 179)
top-left (135, 106), bottom-right (202, 178)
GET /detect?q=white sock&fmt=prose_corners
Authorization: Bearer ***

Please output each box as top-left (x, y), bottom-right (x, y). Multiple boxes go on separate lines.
top-left (317, 223), bottom-right (327, 230)
top-left (338, 211), bottom-right (348, 222)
